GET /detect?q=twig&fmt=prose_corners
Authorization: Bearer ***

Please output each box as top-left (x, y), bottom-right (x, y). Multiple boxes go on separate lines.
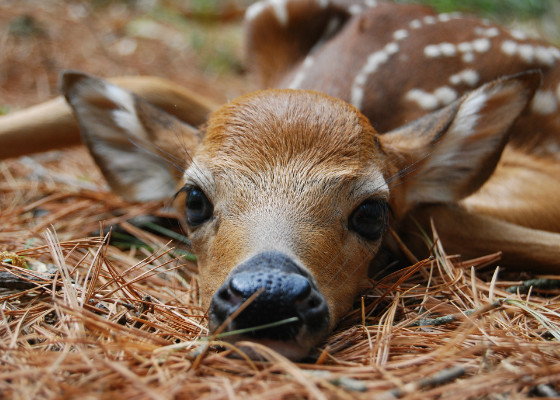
top-left (0, 264), bottom-right (59, 290)
top-left (506, 278), bottom-right (560, 294)
top-left (532, 384), bottom-right (560, 397)
top-left (307, 370), bottom-right (367, 392)
top-left (410, 301), bottom-right (502, 327)
top-left (381, 366), bottom-right (467, 399)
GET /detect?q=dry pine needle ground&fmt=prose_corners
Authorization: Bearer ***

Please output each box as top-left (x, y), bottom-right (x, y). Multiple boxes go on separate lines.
top-left (1, 2), bottom-right (560, 398)
top-left (1, 148), bottom-right (560, 400)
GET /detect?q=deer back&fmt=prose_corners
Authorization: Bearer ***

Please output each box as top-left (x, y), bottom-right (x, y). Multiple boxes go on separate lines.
top-left (246, 0), bottom-right (560, 159)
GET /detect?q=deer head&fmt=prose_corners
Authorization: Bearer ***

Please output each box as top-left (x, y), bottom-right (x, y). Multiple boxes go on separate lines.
top-left (60, 70), bottom-right (538, 359)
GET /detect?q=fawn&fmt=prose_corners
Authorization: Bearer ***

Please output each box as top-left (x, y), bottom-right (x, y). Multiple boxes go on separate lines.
top-left (2, 0), bottom-right (560, 359)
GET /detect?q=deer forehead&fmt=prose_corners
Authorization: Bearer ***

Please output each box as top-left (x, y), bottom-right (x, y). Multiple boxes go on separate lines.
top-left (187, 89), bottom-right (389, 202)
top-left (198, 89), bottom-right (379, 168)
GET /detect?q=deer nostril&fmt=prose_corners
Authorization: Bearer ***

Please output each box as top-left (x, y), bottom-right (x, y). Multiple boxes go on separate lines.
top-left (306, 297), bottom-right (319, 309)
top-left (217, 285), bottom-right (243, 308)
top-left (296, 290), bottom-right (323, 312)
top-left (218, 286), bottom-right (230, 301)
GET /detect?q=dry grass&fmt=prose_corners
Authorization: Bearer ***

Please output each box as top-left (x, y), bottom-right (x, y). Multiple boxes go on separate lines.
top-left (2, 2), bottom-right (560, 399)
top-left (1, 149), bottom-right (560, 399)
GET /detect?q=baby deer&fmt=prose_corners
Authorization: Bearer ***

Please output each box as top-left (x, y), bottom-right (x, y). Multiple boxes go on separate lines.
top-left (2, 0), bottom-right (560, 359)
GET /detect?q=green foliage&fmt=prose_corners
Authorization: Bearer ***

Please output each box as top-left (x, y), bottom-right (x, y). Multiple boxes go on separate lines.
top-left (189, 0), bottom-right (223, 19)
top-left (397, 0), bottom-right (554, 20)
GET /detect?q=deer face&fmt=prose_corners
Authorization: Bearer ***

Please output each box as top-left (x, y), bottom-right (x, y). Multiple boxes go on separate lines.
top-left (61, 71), bottom-right (538, 359)
top-left (178, 91), bottom-right (390, 358)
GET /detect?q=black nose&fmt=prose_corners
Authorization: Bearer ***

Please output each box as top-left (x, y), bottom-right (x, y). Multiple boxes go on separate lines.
top-left (230, 270), bottom-right (311, 305)
top-left (209, 252), bottom-right (329, 341)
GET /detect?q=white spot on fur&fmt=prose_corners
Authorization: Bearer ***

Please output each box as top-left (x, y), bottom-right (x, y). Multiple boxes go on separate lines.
top-left (472, 38), bottom-right (491, 53)
top-left (501, 40), bottom-right (518, 55)
top-left (385, 42), bottom-right (399, 55)
top-left (510, 29), bottom-right (527, 40)
top-left (535, 46), bottom-right (556, 66)
top-left (531, 90), bottom-right (558, 115)
top-left (245, 1), bottom-right (267, 20)
top-left (504, 40), bottom-right (558, 67)
top-left (475, 27), bottom-right (499, 37)
top-left (409, 19), bottom-right (422, 29)
top-left (424, 45), bottom-right (441, 58)
top-left (270, 0), bottom-right (289, 26)
top-left (407, 86), bottom-right (457, 110)
top-left (450, 69), bottom-right (480, 87)
top-left (438, 13), bottom-right (451, 22)
top-left (440, 43), bottom-right (457, 56)
top-left (393, 29), bottom-right (408, 41)
top-left (435, 87), bottom-right (458, 105)
top-left (462, 52), bottom-right (475, 63)
top-left (423, 15), bottom-right (437, 25)
top-left (364, 0), bottom-right (378, 7)
top-left (456, 40), bottom-right (490, 62)
top-left (406, 89), bottom-right (439, 110)
top-left (349, 4), bottom-right (362, 14)
top-left (486, 27), bottom-right (500, 37)
top-left (458, 42), bottom-right (473, 53)
top-left (463, 70), bottom-right (481, 86)
top-left (351, 42), bottom-right (399, 109)
top-left (288, 55), bottom-right (314, 89)
top-left (518, 44), bottom-right (535, 63)
top-left (424, 43), bottom-right (457, 58)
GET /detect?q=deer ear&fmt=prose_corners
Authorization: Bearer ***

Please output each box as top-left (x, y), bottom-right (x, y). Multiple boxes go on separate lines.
top-left (379, 71), bottom-right (541, 214)
top-left (59, 71), bottom-right (202, 202)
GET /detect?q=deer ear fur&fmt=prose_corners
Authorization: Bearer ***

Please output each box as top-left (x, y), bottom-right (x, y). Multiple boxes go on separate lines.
top-left (59, 71), bottom-right (202, 202)
top-left (379, 71), bottom-right (541, 214)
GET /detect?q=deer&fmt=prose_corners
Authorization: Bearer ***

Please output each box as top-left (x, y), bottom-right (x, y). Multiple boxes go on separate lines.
top-left (2, 0), bottom-right (560, 360)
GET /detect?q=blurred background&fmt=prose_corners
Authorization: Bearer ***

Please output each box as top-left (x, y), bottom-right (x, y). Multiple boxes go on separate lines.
top-left (1, 0), bottom-right (559, 113)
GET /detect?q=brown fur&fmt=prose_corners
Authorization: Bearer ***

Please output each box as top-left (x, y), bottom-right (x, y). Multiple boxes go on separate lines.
top-left (187, 90), bottom-right (384, 326)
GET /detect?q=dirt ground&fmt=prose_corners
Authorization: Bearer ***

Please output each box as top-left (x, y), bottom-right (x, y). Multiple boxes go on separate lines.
top-left (0, 0), bottom-right (253, 112)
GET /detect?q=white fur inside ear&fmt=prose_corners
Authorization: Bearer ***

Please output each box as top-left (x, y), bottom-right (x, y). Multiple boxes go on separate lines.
top-left (405, 80), bottom-right (524, 205)
top-left (96, 145), bottom-right (177, 202)
top-left (411, 90), bottom-right (488, 202)
top-left (448, 88), bottom-right (487, 137)
top-left (68, 76), bottom-right (178, 202)
top-left (102, 83), bottom-right (149, 140)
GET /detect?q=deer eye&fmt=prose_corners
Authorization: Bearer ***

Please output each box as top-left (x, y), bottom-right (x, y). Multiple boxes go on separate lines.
top-left (185, 187), bottom-right (213, 227)
top-left (349, 199), bottom-right (388, 241)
